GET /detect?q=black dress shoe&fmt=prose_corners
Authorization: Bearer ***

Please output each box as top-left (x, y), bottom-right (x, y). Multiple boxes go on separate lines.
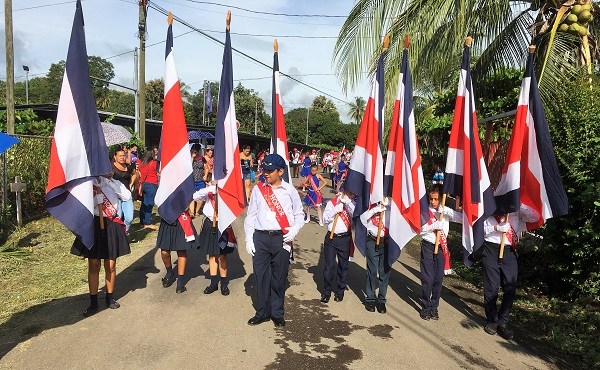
top-left (175, 286), bottom-right (187, 294)
top-left (204, 285), bottom-right (218, 294)
top-left (365, 303), bottom-right (376, 312)
top-left (320, 294), bottom-right (330, 303)
top-left (105, 299), bottom-right (120, 309)
top-left (430, 308), bottom-right (439, 320)
top-left (484, 323), bottom-right (497, 335)
top-left (83, 305), bottom-right (98, 317)
top-left (248, 316), bottom-right (271, 326)
top-left (334, 294), bottom-right (344, 302)
top-left (497, 324), bottom-right (513, 340)
top-left (376, 303), bottom-right (387, 314)
top-left (420, 308), bottom-right (431, 320)
top-left (272, 317), bottom-right (286, 327)
top-left (162, 273), bottom-right (176, 288)
top-left (221, 286), bottom-right (230, 296)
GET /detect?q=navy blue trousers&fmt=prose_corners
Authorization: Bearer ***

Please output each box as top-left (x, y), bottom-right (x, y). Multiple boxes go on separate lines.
top-left (482, 242), bottom-right (518, 325)
top-left (420, 240), bottom-right (445, 310)
top-left (252, 232), bottom-right (290, 319)
top-left (322, 234), bottom-right (350, 296)
top-left (365, 238), bottom-right (391, 304)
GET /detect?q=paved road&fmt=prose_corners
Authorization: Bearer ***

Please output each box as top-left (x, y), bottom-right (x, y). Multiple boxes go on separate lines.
top-left (0, 181), bottom-right (568, 369)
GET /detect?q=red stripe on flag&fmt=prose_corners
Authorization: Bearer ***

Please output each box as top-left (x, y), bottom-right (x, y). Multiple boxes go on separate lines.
top-left (161, 81), bottom-right (188, 167)
top-left (46, 139), bottom-right (66, 194)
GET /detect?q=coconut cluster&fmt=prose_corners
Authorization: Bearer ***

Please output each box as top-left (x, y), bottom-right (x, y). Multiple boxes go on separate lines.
top-left (558, 1), bottom-right (594, 37)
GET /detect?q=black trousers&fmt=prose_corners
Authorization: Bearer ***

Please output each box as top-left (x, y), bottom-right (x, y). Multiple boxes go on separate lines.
top-left (322, 234), bottom-right (350, 296)
top-left (365, 238), bottom-right (391, 304)
top-left (252, 231), bottom-right (290, 319)
top-left (482, 242), bottom-right (518, 325)
top-left (420, 240), bottom-right (445, 310)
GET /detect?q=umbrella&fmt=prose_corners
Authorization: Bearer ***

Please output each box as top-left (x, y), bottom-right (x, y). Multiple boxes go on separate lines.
top-left (0, 132), bottom-right (20, 154)
top-left (101, 122), bottom-right (131, 146)
top-left (188, 130), bottom-right (215, 140)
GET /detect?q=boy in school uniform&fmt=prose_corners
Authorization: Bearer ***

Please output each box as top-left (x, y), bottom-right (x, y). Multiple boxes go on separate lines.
top-left (244, 154), bottom-right (305, 328)
top-left (419, 184), bottom-right (462, 321)
top-left (320, 190), bottom-right (357, 303)
top-left (363, 199), bottom-right (391, 314)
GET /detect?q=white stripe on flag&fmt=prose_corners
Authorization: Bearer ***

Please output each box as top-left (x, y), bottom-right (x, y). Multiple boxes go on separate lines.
top-left (495, 160), bottom-right (521, 197)
top-left (445, 148), bottom-right (464, 176)
top-left (518, 77), bottom-right (531, 106)
top-left (164, 52), bottom-right (178, 98)
top-left (69, 179), bottom-right (94, 215)
top-left (217, 91), bottom-right (238, 187)
top-left (457, 69), bottom-right (467, 97)
top-left (55, 73), bottom-right (91, 181)
top-left (155, 144), bottom-right (193, 207)
top-left (526, 110), bottom-right (554, 220)
top-left (388, 199), bottom-right (416, 249)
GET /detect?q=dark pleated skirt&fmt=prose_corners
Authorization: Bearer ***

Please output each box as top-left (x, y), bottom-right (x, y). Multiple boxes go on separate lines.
top-left (198, 217), bottom-right (235, 256)
top-left (156, 218), bottom-right (199, 251)
top-left (71, 216), bottom-right (130, 259)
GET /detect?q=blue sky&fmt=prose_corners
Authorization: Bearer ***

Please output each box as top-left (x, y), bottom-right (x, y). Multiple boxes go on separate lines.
top-left (3, 0), bottom-right (373, 122)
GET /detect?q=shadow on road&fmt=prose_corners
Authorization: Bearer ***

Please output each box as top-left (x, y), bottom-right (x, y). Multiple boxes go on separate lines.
top-left (0, 246), bottom-right (160, 359)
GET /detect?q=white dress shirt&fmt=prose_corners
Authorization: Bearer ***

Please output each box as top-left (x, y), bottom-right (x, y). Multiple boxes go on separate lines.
top-left (420, 206), bottom-right (463, 244)
top-left (322, 195), bottom-right (356, 234)
top-left (484, 205), bottom-right (540, 245)
top-left (244, 180), bottom-right (305, 238)
top-left (361, 204), bottom-right (390, 238)
top-left (94, 177), bottom-right (130, 216)
top-left (193, 185), bottom-right (217, 221)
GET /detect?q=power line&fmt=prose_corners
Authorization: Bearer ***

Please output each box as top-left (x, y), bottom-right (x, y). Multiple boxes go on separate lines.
top-left (182, 0), bottom-right (347, 18)
top-left (147, 1), bottom-right (352, 106)
top-left (0, 0), bottom-right (77, 13)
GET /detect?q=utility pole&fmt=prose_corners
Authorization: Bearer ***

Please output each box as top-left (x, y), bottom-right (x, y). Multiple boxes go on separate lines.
top-left (5, 0), bottom-right (15, 134)
top-left (254, 100), bottom-right (258, 135)
top-left (305, 107), bottom-right (309, 145)
top-left (134, 48), bottom-right (139, 134)
top-left (202, 80), bottom-right (205, 126)
top-left (138, 0), bottom-right (147, 143)
top-left (23, 66), bottom-right (29, 104)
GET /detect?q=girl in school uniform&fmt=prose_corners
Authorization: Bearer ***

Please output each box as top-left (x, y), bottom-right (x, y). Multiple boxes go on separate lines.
top-left (300, 164), bottom-right (327, 226)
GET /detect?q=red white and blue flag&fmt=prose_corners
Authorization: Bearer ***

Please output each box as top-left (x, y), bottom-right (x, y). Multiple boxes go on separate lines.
top-left (154, 20), bottom-right (195, 224)
top-left (270, 43), bottom-right (291, 183)
top-left (212, 26), bottom-right (245, 234)
top-left (494, 51), bottom-right (568, 229)
top-left (383, 47), bottom-right (429, 265)
top-left (443, 44), bottom-right (496, 264)
top-left (344, 50), bottom-right (386, 257)
top-left (45, 0), bottom-right (111, 249)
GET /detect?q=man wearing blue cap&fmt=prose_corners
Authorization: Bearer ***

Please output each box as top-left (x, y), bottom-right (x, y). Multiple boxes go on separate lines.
top-left (244, 153), bottom-right (305, 328)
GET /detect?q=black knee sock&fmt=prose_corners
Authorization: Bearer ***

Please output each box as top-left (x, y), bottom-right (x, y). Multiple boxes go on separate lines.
top-left (105, 292), bottom-right (113, 304)
top-left (164, 266), bottom-right (173, 280)
top-left (90, 294), bottom-right (98, 308)
top-left (220, 276), bottom-right (228, 287)
top-left (210, 275), bottom-right (219, 288)
top-left (177, 274), bottom-right (185, 288)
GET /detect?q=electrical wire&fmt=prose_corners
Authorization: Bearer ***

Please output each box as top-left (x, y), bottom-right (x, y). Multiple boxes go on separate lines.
top-left (182, 0), bottom-right (347, 18)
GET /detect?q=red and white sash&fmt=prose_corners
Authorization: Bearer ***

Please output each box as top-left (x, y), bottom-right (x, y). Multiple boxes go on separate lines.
top-left (259, 184), bottom-right (293, 259)
top-left (494, 215), bottom-right (518, 253)
top-left (331, 196), bottom-right (351, 230)
top-left (428, 209), bottom-right (452, 275)
top-left (308, 175), bottom-right (323, 205)
top-left (370, 206), bottom-right (388, 236)
top-left (178, 211), bottom-right (195, 242)
top-left (97, 188), bottom-right (126, 232)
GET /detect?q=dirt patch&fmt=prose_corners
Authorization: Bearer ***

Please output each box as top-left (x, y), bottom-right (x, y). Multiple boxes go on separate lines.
top-left (367, 324), bottom-right (394, 339)
top-left (450, 344), bottom-right (499, 369)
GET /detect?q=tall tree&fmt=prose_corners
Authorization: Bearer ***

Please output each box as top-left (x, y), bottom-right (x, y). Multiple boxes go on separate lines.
top-left (333, 0), bottom-right (599, 106)
top-left (348, 96), bottom-right (366, 124)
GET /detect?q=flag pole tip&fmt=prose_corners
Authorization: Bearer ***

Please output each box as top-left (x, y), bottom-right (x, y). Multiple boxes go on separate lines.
top-left (226, 10), bottom-right (231, 30)
top-left (274, 39), bottom-right (279, 52)
top-left (382, 34), bottom-right (390, 50)
top-left (465, 37), bottom-right (473, 46)
top-left (168, 12), bottom-right (173, 25)
top-left (404, 34), bottom-right (410, 49)
top-left (528, 45), bottom-right (536, 53)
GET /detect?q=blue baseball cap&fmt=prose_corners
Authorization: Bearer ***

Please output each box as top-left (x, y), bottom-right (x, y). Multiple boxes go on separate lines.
top-left (261, 154), bottom-right (286, 170)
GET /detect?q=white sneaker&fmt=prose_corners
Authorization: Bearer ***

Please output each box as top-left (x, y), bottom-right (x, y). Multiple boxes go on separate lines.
top-left (319, 222), bottom-right (324, 227)
top-left (305, 218), bottom-right (310, 224)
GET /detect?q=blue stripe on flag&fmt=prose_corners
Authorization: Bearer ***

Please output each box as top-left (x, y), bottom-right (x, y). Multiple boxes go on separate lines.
top-left (213, 29), bottom-right (233, 182)
top-left (157, 174), bottom-right (195, 224)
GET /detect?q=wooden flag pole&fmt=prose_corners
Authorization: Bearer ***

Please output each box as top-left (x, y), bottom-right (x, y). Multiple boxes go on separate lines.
top-left (465, 36), bottom-right (473, 47)
top-left (498, 213), bottom-right (509, 261)
top-left (168, 11), bottom-right (173, 25)
top-left (433, 194), bottom-right (447, 260)
top-left (95, 178), bottom-right (104, 231)
top-left (274, 38), bottom-right (278, 52)
top-left (382, 33), bottom-right (390, 51)
top-left (404, 34), bottom-right (410, 49)
top-left (329, 193), bottom-right (345, 239)
top-left (226, 10), bottom-right (231, 30)
top-left (212, 190), bottom-right (218, 228)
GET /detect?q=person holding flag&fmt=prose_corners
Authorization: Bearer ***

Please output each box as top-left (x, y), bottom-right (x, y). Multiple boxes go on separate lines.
top-left (344, 35), bottom-right (389, 314)
top-left (320, 189), bottom-right (357, 303)
top-left (418, 184), bottom-right (462, 321)
top-left (244, 154), bottom-right (305, 328)
top-left (193, 174), bottom-right (237, 296)
top-left (154, 13), bottom-right (198, 294)
top-left (483, 45), bottom-right (567, 339)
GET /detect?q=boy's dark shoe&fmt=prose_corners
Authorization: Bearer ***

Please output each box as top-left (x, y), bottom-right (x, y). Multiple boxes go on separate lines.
top-left (248, 316), bottom-right (270, 326)
top-left (320, 294), bottom-right (330, 303)
top-left (365, 302), bottom-right (376, 312)
top-left (484, 323), bottom-right (498, 335)
top-left (376, 303), bottom-right (387, 314)
top-left (334, 293), bottom-right (344, 302)
top-left (497, 324), bottom-right (514, 340)
top-left (272, 317), bottom-right (286, 327)
top-left (430, 308), bottom-right (439, 320)
top-left (420, 308), bottom-right (431, 320)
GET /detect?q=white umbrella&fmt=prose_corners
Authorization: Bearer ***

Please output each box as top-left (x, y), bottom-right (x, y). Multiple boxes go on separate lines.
top-left (101, 122), bottom-right (132, 146)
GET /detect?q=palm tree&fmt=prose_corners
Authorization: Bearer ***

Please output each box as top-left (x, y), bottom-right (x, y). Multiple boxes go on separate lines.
top-left (333, 0), bottom-right (599, 105)
top-left (348, 96), bottom-right (366, 124)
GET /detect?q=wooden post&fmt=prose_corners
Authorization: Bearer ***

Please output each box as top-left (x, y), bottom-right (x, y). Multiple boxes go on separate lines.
top-left (433, 194), bottom-right (447, 260)
top-left (10, 176), bottom-right (26, 226)
top-left (138, 0), bottom-right (147, 143)
top-left (212, 191), bottom-right (218, 228)
top-left (498, 213), bottom-right (509, 262)
top-left (330, 193), bottom-right (345, 239)
top-left (5, 0), bottom-right (15, 134)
